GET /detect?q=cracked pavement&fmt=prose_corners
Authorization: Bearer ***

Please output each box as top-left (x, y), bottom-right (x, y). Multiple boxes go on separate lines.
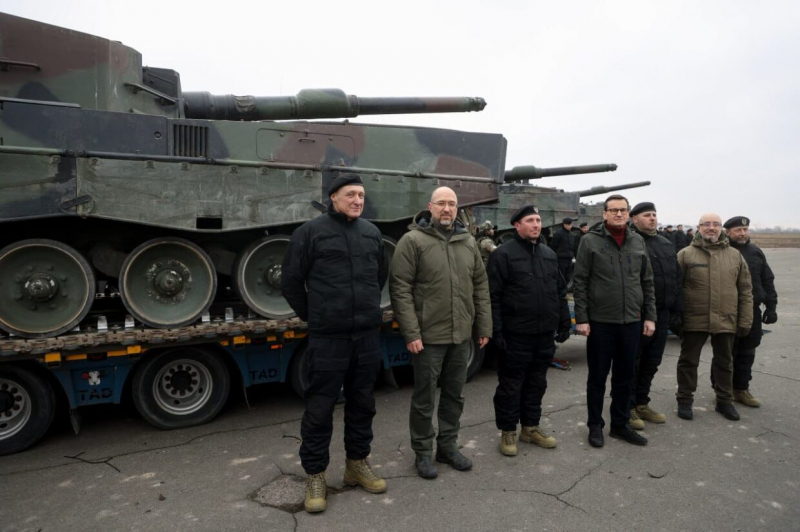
top-left (1, 249), bottom-right (798, 531)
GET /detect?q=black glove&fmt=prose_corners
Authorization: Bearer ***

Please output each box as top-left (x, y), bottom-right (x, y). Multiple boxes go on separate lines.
top-left (736, 327), bottom-right (751, 338)
top-left (555, 328), bottom-right (571, 343)
top-left (762, 309), bottom-right (778, 324)
top-left (668, 313), bottom-right (683, 335)
top-left (492, 333), bottom-right (507, 352)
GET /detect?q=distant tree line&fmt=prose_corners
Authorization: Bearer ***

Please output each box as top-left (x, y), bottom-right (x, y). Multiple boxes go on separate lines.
top-left (750, 227), bottom-right (800, 233)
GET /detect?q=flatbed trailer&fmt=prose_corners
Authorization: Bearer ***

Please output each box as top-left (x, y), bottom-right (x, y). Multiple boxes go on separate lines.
top-left (0, 310), bottom-right (485, 456)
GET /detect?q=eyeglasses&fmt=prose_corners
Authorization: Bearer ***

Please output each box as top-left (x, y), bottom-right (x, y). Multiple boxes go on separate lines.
top-left (605, 208), bottom-right (629, 215)
top-left (432, 201), bottom-right (458, 209)
top-left (699, 222), bottom-right (722, 228)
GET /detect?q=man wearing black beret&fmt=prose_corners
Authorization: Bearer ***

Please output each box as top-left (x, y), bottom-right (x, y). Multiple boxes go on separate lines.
top-left (628, 202), bottom-right (684, 430)
top-left (487, 205), bottom-right (571, 456)
top-left (282, 173), bottom-right (389, 512)
top-left (549, 217), bottom-right (576, 286)
top-left (722, 216), bottom-right (778, 408)
top-left (573, 222), bottom-right (589, 257)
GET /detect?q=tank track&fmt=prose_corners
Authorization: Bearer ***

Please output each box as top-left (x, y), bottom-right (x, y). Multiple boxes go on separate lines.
top-left (0, 311), bottom-right (396, 358)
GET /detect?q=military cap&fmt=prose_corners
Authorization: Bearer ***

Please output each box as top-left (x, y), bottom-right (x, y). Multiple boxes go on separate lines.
top-left (629, 202), bottom-right (656, 216)
top-left (510, 204), bottom-right (539, 225)
top-left (579, 222), bottom-right (588, 228)
top-left (562, 217), bottom-right (574, 225)
top-left (328, 174), bottom-right (364, 196)
top-left (723, 216), bottom-right (750, 229)
top-left (666, 225), bottom-right (673, 229)
top-left (478, 220), bottom-right (494, 231)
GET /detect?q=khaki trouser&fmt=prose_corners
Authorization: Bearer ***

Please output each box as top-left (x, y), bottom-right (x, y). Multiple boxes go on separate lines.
top-left (409, 341), bottom-right (470, 457)
top-left (677, 331), bottom-right (735, 405)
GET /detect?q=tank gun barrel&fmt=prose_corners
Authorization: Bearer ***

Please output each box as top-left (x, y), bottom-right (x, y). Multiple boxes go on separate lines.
top-left (183, 89), bottom-right (487, 121)
top-left (504, 163), bottom-right (617, 183)
top-left (574, 181), bottom-right (651, 197)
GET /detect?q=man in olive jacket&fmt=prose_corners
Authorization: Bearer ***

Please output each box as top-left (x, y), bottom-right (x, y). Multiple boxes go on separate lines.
top-left (573, 195), bottom-right (656, 448)
top-left (390, 186), bottom-right (491, 479)
top-left (676, 213), bottom-right (753, 422)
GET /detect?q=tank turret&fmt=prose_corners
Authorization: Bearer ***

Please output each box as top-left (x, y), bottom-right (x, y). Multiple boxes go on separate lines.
top-left (504, 164), bottom-right (617, 183)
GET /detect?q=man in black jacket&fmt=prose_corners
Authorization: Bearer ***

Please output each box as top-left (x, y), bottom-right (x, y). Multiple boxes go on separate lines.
top-left (488, 205), bottom-right (571, 457)
top-left (629, 202), bottom-right (684, 428)
top-left (282, 174), bottom-right (388, 513)
top-left (674, 224), bottom-right (690, 251)
top-left (549, 217), bottom-right (576, 285)
top-left (724, 216), bottom-right (778, 408)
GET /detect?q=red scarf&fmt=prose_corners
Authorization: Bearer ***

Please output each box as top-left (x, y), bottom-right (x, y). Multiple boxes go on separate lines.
top-left (605, 222), bottom-right (626, 247)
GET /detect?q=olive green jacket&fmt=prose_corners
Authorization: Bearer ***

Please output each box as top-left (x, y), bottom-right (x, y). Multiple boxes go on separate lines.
top-left (677, 232), bottom-right (753, 333)
top-left (573, 222), bottom-right (656, 325)
top-left (389, 211), bottom-right (492, 345)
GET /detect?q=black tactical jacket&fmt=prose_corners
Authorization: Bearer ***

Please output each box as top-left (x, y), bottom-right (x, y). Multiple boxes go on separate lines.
top-left (632, 226), bottom-right (684, 314)
top-left (730, 239), bottom-right (777, 310)
top-left (281, 208), bottom-right (388, 337)
top-left (549, 226), bottom-right (576, 259)
top-left (487, 232), bottom-right (571, 335)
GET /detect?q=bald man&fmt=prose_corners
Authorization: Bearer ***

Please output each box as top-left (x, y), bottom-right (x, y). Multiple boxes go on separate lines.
top-left (390, 186), bottom-right (491, 479)
top-left (675, 213), bottom-right (753, 422)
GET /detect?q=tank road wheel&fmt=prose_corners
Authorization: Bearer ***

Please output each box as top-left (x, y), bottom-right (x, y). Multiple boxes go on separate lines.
top-left (132, 347), bottom-right (230, 429)
top-left (0, 366), bottom-right (56, 456)
top-left (233, 235), bottom-right (295, 319)
top-left (120, 237), bottom-right (217, 328)
top-left (0, 239), bottom-right (95, 338)
top-left (379, 236), bottom-right (397, 311)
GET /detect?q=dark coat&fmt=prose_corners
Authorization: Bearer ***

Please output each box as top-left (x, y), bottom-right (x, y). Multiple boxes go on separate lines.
top-left (632, 227), bottom-right (684, 313)
top-left (549, 226), bottom-right (576, 259)
top-left (487, 232), bottom-right (571, 336)
top-left (674, 230), bottom-right (690, 251)
top-left (281, 209), bottom-right (388, 337)
top-left (730, 239), bottom-right (777, 310)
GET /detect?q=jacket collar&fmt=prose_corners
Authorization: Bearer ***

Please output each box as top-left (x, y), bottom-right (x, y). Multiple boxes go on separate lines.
top-left (411, 210), bottom-right (468, 240)
top-left (690, 230), bottom-right (730, 250)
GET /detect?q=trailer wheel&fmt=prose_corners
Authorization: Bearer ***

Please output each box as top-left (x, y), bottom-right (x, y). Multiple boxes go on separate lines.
top-left (288, 341), bottom-right (310, 399)
top-left (466, 338), bottom-right (486, 382)
top-left (0, 365), bottom-right (55, 456)
top-left (132, 347), bottom-right (230, 430)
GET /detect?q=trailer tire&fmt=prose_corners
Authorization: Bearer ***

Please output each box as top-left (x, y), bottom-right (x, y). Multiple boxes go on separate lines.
top-left (0, 365), bottom-right (55, 456)
top-left (288, 341), bottom-right (310, 399)
top-left (466, 338), bottom-right (485, 382)
top-left (132, 347), bottom-right (230, 430)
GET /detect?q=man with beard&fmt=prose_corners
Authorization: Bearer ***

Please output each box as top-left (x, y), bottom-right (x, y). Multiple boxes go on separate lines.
top-left (390, 186), bottom-right (491, 479)
top-left (282, 174), bottom-right (388, 513)
top-left (628, 202), bottom-right (683, 429)
top-left (487, 205), bottom-right (571, 456)
top-left (573, 195), bottom-right (656, 448)
top-left (675, 213), bottom-right (753, 422)
top-left (723, 216), bottom-right (778, 408)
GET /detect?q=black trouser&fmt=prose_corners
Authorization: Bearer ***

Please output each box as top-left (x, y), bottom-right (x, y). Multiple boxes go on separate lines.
top-left (586, 321), bottom-right (641, 429)
top-left (558, 257), bottom-right (574, 286)
top-left (733, 306), bottom-right (763, 391)
top-left (630, 309), bottom-right (669, 408)
top-left (299, 333), bottom-right (382, 475)
top-left (494, 332), bottom-right (555, 431)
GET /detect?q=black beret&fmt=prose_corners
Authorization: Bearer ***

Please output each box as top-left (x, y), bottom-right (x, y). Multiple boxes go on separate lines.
top-left (510, 204), bottom-right (539, 225)
top-left (328, 174), bottom-right (364, 196)
top-left (666, 225), bottom-right (673, 229)
top-left (562, 217), bottom-right (573, 224)
top-left (723, 216), bottom-right (750, 229)
top-left (579, 222), bottom-right (588, 228)
top-left (630, 202), bottom-right (656, 216)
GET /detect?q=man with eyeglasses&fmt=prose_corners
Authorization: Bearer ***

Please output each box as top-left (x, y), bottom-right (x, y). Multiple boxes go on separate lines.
top-left (719, 216), bottom-right (776, 408)
top-left (573, 194), bottom-right (656, 448)
top-left (675, 213), bottom-right (753, 422)
top-left (390, 186), bottom-right (491, 479)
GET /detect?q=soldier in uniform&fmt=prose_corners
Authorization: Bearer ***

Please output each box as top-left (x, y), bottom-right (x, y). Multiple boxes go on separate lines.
top-left (476, 220), bottom-right (498, 267)
top-left (723, 216), bottom-right (778, 408)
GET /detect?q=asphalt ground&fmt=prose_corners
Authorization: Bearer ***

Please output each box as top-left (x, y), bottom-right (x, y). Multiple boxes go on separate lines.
top-left (1, 249), bottom-right (798, 532)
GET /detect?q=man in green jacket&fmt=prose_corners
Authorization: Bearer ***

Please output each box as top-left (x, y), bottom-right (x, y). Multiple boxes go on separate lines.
top-left (676, 213), bottom-right (753, 422)
top-left (573, 195), bottom-right (656, 448)
top-left (390, 186), bottom-right (492, 479)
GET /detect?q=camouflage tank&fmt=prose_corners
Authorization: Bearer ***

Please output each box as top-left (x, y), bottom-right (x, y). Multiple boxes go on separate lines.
top-left (0, 13), bottom-right (507, 338)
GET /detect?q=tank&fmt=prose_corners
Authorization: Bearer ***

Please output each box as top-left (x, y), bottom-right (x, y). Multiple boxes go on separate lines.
top-left (472, 167), bottom-right (650, 240)
top-left (0, 13), bottom-right (507, 338)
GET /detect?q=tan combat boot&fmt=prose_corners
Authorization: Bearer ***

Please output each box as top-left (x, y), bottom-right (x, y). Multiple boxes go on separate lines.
top-left (520, 426), bottom-right (557, 448)
top-left (734, 389), bottom-right (761, 408)
top-left (343, 458), bottom-right (387, 494)
top-left (304, 472), bottom-right (327, 513)
top-left (499, 430), bottom-right (518, 456)
top-left (636, 404), bottom-right (667, 423)
top-left (628, 408), bottom-right (645, 430)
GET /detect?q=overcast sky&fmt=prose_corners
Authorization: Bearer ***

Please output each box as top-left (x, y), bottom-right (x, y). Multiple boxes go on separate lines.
top-left (5, 1), bottom-right (799, 228)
